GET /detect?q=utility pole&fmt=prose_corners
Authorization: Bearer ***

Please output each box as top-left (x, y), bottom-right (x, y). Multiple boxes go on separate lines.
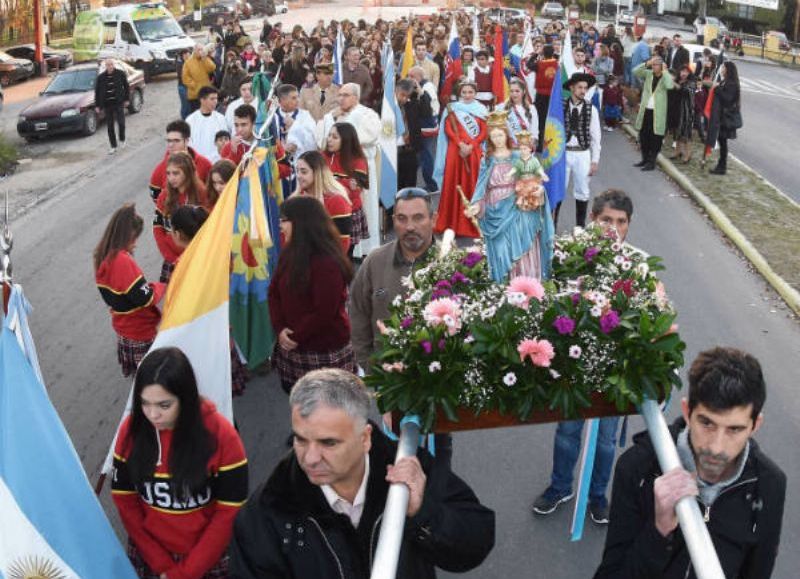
top-left (794, 0), bottom-right (799, 42)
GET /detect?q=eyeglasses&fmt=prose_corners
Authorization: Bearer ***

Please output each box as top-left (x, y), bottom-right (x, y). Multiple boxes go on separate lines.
top-left (395, 187), bottom-right (431, 201)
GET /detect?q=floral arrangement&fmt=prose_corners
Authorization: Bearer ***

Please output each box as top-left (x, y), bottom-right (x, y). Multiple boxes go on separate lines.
top-left (365, 224), bottom-right (686, 432)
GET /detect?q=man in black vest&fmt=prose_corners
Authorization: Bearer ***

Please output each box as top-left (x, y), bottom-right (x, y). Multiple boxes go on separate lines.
top-left (557, 72), bottom-right (601, 228)
top-left (94, 58), bottom-right (129, 154)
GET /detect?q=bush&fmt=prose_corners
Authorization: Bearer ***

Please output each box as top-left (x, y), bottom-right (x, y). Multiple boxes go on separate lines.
top-left (0, 134), bottom-right (19, 176)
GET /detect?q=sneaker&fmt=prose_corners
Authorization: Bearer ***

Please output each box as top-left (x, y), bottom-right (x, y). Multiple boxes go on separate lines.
top-left (603, 126), bottom-right (614, 132)
top-left (120, 140), bottom-right (127, 149)
top-left (109, 147), bottom-right (117, 155)
top-left (589, 502), bottom-right (610, 525)
top-left (532, 488), bottom-right (574, 515)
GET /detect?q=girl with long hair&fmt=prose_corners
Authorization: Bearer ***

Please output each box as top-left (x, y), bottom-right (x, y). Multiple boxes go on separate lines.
top-left (496, 77), bottom-right (539, 148)
top-left (672, 65), bottom-right (697, 164)
top-left (95, 204), bottom-right (165, 377)
top-left (112, 347), bottom-right (248, 578)
top-left (153, 152), bottom-right (208, 283)
top-left (294, 150), bottom-right (353, 253)
top-left (324, 122), bottom-right (370, 258)
top-left (708, 60), bottom-right (741, 175)
top-left (268, 196), bottom-right (355, 394)
top-left (205, 159), bottom-right (236, 208)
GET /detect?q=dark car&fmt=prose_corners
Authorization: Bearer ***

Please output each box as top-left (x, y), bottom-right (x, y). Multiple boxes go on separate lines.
top-left (178, 0), bottom-right (251, 29)
top-left (0, 50), bottom-right (35, 87)
top-left (5, 44), bottom-right (74, 75)
top-left (17, 60), bottom-right (145, 141)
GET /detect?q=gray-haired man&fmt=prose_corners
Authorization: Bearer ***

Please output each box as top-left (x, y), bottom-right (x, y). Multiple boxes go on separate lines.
top-left (230, 369), bottom-right (495, 579)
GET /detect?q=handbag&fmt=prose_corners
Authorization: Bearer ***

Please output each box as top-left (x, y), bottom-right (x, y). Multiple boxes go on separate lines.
top-left (722, 106), bottom-right (743, 130)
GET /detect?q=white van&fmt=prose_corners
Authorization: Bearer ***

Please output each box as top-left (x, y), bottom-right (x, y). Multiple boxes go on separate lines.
top-left (73, 3), bottom-right (194, 78)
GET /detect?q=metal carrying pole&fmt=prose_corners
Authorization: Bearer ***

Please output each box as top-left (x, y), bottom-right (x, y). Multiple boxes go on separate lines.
top-left (370, 416), bottom-right (421, 579)
top-left (639, 399), bottom-right (726, 579)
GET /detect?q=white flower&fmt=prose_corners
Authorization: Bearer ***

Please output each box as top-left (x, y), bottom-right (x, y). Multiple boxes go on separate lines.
top-left (573, 226), bottom-right (585, 236)
top-left (613, 255), bottom-right (625, 265)
top-left (392, 295), bottom-right (402, 307)
top-left (590, 305), bottom-right (603, 317)
top-left (549, 369), bottom-right (561, 379)
top-left (569, 345), bottom-right (582, 359)
top-left (611, 242), bottom-right (622, 252)
top-left (593, 293), bottom-right (608, 307)
top-left (408, 290), bottom-right (423, 303)
top-left (503, 372), bottom-right (517, 386)
top-left (464, 334), bottom-right (475, 344)
top-left (443, 314), bottom-right (456, 327)
top-left (507, 291), bottom-right (526, 306)
top-left (621, 260), bottom-right (632, 271)
top-left (428, 361), bottom-right (442, 373)
top-left (636, 262), bottom-right (649, 277)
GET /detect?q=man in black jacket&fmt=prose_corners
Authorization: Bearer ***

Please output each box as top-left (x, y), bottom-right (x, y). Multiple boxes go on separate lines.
top-left (594, 347), bottom-right (786, 579)
top-left (230, 369), bottom-right (495, 578)
top-left (667, 34), bottom-right (690, 73)
top-left (94, 58), bottom-right (129, 154)
top-left (396, 78), bottom-right (433, 189)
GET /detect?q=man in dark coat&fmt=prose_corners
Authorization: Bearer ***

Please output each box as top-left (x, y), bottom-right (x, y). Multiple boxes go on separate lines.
top-left (230, 369), bottom-right (495, 578)
top-left (667, 34), bottom-right (690, 72)
top-left (395, 78), bottom-right (434, 189)
top-left (594, 347), bottom-right (786, 579)
top-left (94, 58), bottom-right (129, 153)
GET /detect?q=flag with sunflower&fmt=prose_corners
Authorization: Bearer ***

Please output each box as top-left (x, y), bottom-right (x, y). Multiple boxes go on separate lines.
top-left (230, 146), bottom-right (283, 370)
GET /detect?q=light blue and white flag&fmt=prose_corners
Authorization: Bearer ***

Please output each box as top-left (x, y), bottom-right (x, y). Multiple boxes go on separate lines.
top-left (0, 285), bottom-right (137, 579)
top-left (378, 44), bottom-right (404, 210)
top-left (333, 27), bottom-right (345, 86)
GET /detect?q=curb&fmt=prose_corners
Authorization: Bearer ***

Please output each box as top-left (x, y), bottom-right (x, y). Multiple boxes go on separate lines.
top-left (621, 123), bottom-right (800, 317)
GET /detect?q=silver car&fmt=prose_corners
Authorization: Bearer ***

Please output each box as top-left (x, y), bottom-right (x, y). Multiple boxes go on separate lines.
top-left (541, 2), bottom-right (565, 18)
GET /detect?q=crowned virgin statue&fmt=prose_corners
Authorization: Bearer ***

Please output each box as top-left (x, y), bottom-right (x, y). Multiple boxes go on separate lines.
top-left (468, 110), bottom-right (554, 283)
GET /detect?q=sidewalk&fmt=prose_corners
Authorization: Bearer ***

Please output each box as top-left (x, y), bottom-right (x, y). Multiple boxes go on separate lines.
top-left (621, 123), bottom-right (800, 316)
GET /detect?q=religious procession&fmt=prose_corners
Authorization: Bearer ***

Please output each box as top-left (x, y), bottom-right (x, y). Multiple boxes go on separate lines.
top-left (0, 1), bottom-right (793, 578)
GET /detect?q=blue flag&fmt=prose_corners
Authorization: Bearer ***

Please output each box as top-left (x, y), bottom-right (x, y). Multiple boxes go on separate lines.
top-left (542, 67), bottom-right (567, 208)
top-left (379, 44), bottom-right (403, 210)
top-left (333, 28), bottom-right (344, 86)
top-left (0, 287), bottom-right (137, 578)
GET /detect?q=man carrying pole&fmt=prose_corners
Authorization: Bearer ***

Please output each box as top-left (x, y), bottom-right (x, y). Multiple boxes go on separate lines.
top-left (594, 347), bottom-right (786, 579)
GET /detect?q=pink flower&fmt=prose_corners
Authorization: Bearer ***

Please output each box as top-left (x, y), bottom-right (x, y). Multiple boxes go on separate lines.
top-left (506, 276), bottom-right (545, 309)
top-left (423, 298), bottom-right (462, 336)
top-left (518, 338), bottom-right (555, 367)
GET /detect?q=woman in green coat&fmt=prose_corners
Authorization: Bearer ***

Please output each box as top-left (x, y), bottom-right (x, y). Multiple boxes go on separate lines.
top-left (633, 57), bottom-right (674, 171)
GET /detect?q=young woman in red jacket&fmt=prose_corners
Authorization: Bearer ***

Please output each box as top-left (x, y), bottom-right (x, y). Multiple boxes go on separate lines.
top-left (294, 150), bottom-right (353, 253)
top-left (153, 152), bottom-right (208, 283)
top-left (324, 122), bottom-right (370, 260)
top-left (112, 347), bottom-right (248, 579)
top-left (95, 204), bottom-right (165, 377)
top-left (269, 195), bottom-right (355, 394)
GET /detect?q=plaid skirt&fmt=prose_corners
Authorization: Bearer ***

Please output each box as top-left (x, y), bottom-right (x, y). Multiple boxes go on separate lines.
top-left (117, 336), bottom-right (153, 377)
top-left (272, 343), bottom-right (356, 389)
top-left (127, 539), bottom-right (229, 578)
top-left (160, 259), bottom-right (176, 284)
top-left (350, 208), bottom-right (370, 245)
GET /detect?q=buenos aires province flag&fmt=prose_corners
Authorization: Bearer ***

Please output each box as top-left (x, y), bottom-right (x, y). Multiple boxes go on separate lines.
top-left (0, 311), bottom-right (136, 578)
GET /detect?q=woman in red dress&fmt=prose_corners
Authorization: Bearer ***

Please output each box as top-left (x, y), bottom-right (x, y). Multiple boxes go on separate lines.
top-left (323, 122), bottom-right (369, 260)
top-left (433, 80), bottom-right (488, 238)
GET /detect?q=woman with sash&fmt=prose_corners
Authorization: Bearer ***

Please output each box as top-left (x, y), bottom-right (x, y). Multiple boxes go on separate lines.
top-left (496, 77), bottom-right (539, 149)
top-left (468, 111), bottom-right (554, 283)
top-left (433, 80), bottom-right (488, 238)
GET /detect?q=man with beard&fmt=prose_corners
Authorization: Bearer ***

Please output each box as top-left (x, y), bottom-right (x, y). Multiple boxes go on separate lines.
top-left (594, 347), bottom-right (786, 579)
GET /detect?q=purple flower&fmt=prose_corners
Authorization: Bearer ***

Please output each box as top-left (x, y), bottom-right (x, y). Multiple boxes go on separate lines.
top-left (431, 289), bottom-right (452, 299)
top-left (553, 316), bottom-right (576, 335)
top-left (421, 340), bottom-right (433, 354)
top-left (584, 247), bottom-right (600, 263)
top-left (599, 310), bottom-right (621, 334)
top-left (571, 293), bottom-right (582, 305)
top-left (438, 339), bottom-right (446, 350)
top-left (461, 252), bottom-right (483, 268)
top-left (434, 280), bottom-right (452, 289)
top-left (400, 317), bottom-right (413, 329)
top-left (450, 271), bottom-right (470, 284)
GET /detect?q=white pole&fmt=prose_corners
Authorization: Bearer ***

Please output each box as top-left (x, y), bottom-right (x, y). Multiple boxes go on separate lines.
top-left (595, 0), bottom-right (601, 29)
top-left (370, 416), bottom-right (421, 579)
top-left (639, 400), bottom-right (726, 579)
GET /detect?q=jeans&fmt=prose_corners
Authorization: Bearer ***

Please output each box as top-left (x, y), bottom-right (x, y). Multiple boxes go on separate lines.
top-left (178, 84), bottom-right (190, 120)
top-left (549, 416), bottom-right (620, 506)
top-left (105, 103), bottom-right (125, 148)
top-left (417, 136), bottom-right (438, 192)
top-left (623, 57), bottom-right (632, 86)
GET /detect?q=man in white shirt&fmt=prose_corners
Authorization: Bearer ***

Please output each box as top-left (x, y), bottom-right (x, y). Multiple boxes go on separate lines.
top-left (318, 83), bottom-right (381, 258)
top-left (186, 85), bottom-right (228, 162)
top-left (225, 78), bottom-right (260, 132)
top-left (559, 72), bottom-right (602, 228)
top-left (272, 83), bottom-right (318, 194)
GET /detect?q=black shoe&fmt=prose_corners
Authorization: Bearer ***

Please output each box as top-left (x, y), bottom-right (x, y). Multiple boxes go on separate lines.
top-left (641, 163), bottom-right (656, 171)
top-left (633, 159), bottom-right (647, 167)
top-left (589, 502), bottom-right (610, 525)
top-left (709, 165), bottom-right (726, 175)
top-left (532, 488), bottom-right (575, 515)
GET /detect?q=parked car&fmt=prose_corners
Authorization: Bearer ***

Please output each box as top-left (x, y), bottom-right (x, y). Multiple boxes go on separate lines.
top-left (275, 1), bottom-right (288, 14)
top-left (765, 30), bottom-right (792, 52)
top-left (704, 16), bottom-right (728, 36)
top-left (250, 0), bottom-right (277, 15)
top-left (178, 0), bottom-right (251, 29)
top-left (618, 6), bottom-right (643, 25)
top-left (16, 60), bottom-right (145, 141)
top-left (5, 44), bottom-right (73, 74)
top-left (486, 7), bottom-right (527, 23)
top-left (541, 2), bottom-right (565, 19)
top-left (0, 51), bottom-right (35, 87)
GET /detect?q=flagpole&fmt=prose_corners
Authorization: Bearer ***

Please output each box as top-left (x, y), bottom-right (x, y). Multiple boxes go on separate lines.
top-left (1, 189), bottom-right (12, 314)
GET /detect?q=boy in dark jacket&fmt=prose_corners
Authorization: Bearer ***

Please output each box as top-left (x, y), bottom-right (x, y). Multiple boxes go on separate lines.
top-left (94, 58), bottom-right (129, 153)
top-left (230, 369), bottom-right (495, 578)
top-left (594, 347), bottom-right (786, 579)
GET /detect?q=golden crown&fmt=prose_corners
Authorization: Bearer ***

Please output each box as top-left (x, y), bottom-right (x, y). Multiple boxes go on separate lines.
top-left (486, 109), bottom-right (509, 128)
top-left (515, 130), bottom-right (534, 146)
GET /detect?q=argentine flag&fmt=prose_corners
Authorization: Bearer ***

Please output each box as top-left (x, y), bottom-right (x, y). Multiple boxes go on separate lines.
top-left (0, 286), bottom-right (136, 579)
top-left (378, 43), bottom-right (404, 210)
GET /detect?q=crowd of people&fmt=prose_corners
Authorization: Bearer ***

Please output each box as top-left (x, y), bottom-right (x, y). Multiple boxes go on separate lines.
top-left (88, 8), bottom-right (780, 579)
